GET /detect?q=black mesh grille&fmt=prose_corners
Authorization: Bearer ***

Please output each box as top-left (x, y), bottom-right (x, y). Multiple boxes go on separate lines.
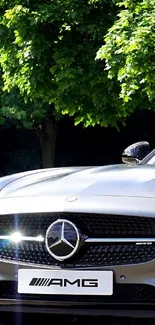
top-left (1, 281), bottom-right (155, 304)
top-left (0, 241), bottom-right (155, 267)
top-left (0, 213), bottom-right (155, 267)
top-left (71, 243), bottom-right (155, 267)
top-left (0, 213), bottom-right (155, 238)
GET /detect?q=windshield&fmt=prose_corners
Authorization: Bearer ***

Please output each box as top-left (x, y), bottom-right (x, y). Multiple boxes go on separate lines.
top-left (140, 149), bottom-right (155, 165)
top-left (146, 156), bottom-right (155, 165)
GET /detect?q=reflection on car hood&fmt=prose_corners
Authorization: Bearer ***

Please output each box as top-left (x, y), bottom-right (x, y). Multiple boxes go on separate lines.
top-left (0, 164), bottom-right (155, 199)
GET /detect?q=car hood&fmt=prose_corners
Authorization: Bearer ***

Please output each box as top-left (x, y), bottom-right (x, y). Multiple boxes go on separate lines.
top-left (0, 164), bottom-right (155, 199)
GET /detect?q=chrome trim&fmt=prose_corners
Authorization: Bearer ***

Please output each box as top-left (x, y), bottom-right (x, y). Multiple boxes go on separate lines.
top-left (0, 235), bottom-right (44, 242)
top-left (0, 234), bottom-right (154, 244)
top-left (85, 238), bottom-right (155, 243)
top-left (45, 219), bottom-right (80, 261)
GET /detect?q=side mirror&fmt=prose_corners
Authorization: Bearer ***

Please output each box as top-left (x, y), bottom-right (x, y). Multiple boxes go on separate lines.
top-left (122, 141), bottom-right (150, 165)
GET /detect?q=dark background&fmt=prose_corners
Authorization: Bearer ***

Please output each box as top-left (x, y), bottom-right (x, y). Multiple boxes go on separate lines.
top-left (0, 110), bottom-right (155, 176)
top-left (0, 312), bottom-right (154, 325)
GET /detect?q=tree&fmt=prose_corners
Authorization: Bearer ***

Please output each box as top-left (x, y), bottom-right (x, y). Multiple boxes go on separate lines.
top-left (0, 0), bottom-right (121, 167)
top-left (0, 83), bottom-right (57, 168)
top-left (96, 0), bottom-right (155, 114)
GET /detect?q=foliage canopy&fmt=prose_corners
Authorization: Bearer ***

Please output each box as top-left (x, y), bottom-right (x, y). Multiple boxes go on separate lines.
top-left (0, 0), bottom-right (123, 128)
top-left (97, 0), bottom-right (155, 114)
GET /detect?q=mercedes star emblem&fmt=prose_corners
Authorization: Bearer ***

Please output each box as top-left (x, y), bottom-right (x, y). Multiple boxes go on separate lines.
top-left (45, 219), bottom-right (81, 261)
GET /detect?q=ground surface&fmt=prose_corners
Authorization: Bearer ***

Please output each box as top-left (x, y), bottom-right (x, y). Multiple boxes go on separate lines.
top-left (0, 314), bottom-right (155, 325)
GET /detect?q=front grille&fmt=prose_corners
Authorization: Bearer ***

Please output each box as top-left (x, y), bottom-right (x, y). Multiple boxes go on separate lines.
top-left (1, 281), bottom-right (155, 304)
top-left (0, 213), bottom-right (155, 238)
top-left (0, 242), bottom-right (154, 267)
top-left (0, 213), bottom-right (154, 267)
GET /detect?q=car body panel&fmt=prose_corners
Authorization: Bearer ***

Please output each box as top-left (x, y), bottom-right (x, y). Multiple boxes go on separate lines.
top-left (1, 164), bottom-right (155, 200)
top-left (0, 164), bottom-right (155, 215)
top-left (0, 195), bottom-right (154, 217)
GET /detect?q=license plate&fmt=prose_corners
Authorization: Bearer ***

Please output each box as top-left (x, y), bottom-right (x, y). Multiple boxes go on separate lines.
top-left (18, 269), bottom-right (113, 295)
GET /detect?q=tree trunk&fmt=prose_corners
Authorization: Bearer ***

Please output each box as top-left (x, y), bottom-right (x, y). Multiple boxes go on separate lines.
top-left (37, 118), bottom-right (57, 168)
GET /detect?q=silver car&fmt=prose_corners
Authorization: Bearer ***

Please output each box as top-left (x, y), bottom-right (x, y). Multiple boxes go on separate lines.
top-left (0, 141), bottom-right (155, 317)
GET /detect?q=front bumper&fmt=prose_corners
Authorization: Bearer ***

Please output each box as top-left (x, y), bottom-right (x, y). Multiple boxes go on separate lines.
top-left (1, 283), bottom-right (155, 317)
top-left (0, 260), bottom-right (155, 316)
